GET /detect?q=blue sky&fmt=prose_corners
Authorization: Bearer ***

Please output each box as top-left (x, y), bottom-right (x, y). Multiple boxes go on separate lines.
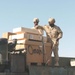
top-left (0, 0), bottom-right (75, 57)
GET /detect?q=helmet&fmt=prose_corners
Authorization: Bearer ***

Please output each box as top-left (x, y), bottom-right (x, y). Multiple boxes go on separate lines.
top-left (33, 18), bottom-right (39, 23)
top-left (48, 18), bottom-right (55, 24)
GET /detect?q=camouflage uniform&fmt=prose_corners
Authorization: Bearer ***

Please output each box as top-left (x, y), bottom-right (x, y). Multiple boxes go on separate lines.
top-left (32, 25), bottom-right (43, 35)
top-left (43, 25), bottom-right (63, 66)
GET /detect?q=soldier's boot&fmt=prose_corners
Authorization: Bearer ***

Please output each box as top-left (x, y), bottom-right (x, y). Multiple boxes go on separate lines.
top-left (54, 62), bottom-right (59, 66)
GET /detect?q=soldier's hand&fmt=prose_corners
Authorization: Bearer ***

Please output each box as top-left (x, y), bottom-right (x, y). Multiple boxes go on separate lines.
top-left (56, 38), bottom-right (59, 41)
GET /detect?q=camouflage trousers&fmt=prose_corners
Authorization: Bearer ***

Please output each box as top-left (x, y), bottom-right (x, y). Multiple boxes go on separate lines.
top-left (47, 37), bottom-right (59, 63)
top-left (52, 44), bottom-right (59, 63)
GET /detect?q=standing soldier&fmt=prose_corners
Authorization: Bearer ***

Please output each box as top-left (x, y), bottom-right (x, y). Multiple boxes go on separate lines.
top-left (35, 17), bottom-right (63, 66)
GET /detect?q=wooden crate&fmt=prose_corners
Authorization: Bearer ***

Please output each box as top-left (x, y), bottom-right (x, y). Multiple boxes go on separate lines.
top-left (16, 39), bottom-right (52, 65)
top-left (44, 43), bottom-right (52, 65)
top-left (16, 40), bottom-right (44, 65)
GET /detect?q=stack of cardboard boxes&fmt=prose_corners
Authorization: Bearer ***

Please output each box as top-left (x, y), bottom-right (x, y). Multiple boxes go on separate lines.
top-left (2, 27), bottom-right (52, 65)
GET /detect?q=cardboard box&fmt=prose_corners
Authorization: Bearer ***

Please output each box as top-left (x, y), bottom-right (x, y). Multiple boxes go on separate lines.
top-left (13, 27), bottom-right (43, 35)
top-left (16, 39), bottom-right (52, 65)
top-left (43, 36), bottom-right (53, 43)
top-left (44, 43), bottom-right (52, 65)
top-left (29, 34), bottom-right (42, 41)
top-left (9, 33), bottom-right (29, 40)
top-left (43, 36), bottom-right (47, 43)
top-left (9, 33), bottom-right (42, 41)
top-left (16, 40), bottom-right (43, 65)
top-left (2, 32), bottom-right (15, 39)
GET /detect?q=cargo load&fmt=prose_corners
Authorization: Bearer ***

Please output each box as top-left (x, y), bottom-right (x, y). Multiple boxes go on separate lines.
top-left (13, 27), bottom-right (43, 35)
top-left (16, 39), bottom-right (52, 65)
top-left (9, 32), bottom-right (42, 41)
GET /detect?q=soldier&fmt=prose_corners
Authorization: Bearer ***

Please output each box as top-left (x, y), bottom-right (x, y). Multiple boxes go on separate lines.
top-left (32, 18), bottom-right (43, 35)
top-left (33, 18), bottom-right (39, 27)
top-left (46, 18), bottom-right (63, 66)
top-left (35, 18), bottom-right (63, 66)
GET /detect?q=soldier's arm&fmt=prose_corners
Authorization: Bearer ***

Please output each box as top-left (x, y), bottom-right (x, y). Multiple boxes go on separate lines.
top-left (57, 27), bottom-right (63, 41)
top-left (35, 25), bottom-right (44, 30)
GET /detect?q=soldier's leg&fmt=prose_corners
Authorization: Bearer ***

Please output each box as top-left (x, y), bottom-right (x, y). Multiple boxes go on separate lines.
top-left (53, 45), bottom-right (59, 66)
